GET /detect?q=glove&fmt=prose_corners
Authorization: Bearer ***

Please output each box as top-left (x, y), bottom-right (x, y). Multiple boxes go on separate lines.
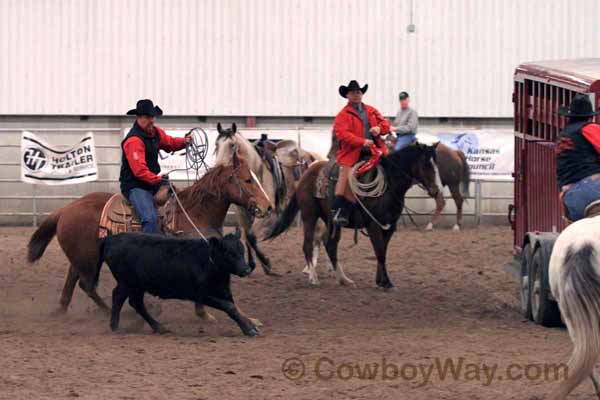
top-left (160, 175), bottom-right (170, 186)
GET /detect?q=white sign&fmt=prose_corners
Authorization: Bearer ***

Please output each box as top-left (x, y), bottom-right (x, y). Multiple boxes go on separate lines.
top-left (420, 130), bottom-right (514, 181)
top-left (21, 131), bottom-right (98, 185)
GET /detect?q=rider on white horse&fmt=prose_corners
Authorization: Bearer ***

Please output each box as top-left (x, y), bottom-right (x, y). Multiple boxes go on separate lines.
top-left (556, 94), bottom-right (600, 221)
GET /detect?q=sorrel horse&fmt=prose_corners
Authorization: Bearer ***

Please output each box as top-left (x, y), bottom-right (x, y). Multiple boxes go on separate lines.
top-left (426, 142), bottom-right (471, 231)
top-left (265, 143), bottom-right (439, 290)
top-left (27, 139), bottom-right (272, 315)
top-left (385, 138), bottom-right (471, 231)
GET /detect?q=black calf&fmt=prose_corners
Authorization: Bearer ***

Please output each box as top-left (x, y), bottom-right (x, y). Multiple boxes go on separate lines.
top-left (95, 232), bottom-right (259, 336)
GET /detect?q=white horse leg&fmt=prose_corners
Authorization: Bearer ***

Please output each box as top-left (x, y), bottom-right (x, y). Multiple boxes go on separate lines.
top-left (427, 192), bottom-right (445, 231)
top-left (452, 224), bottom-right (461, 231)
top-left (306, 261), bottom-right (320, 285)
top-left (302, 245), bottom-right (319, 275)
top-left (335, 262), bottom-right (355, 286)
top-left (313, 220), bottom-right (333, 274)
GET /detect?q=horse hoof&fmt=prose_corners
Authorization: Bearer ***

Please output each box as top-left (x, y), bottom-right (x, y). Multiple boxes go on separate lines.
top-left (452, 224), bottom-right (461, 232)
top-left (302, 265), bottom-right (310, 274)
top-left (308, 277), bottom-right (321, 286)
top-left (338, 277), bottom-right (356, 287)
top-left (196, 309), bottom-right (217, 322)
top-left (425, 222), bottom-right (434, 231)
top-left (245, 327), bottom-right (260, 337)
top-left (51, 307), bottom-right (68, 316)
top-left (155, 325), bottom-right (171, 335)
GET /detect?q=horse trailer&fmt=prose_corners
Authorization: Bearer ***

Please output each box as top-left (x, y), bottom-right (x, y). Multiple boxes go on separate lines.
top-left (511, 59), bottom-right (600, 327)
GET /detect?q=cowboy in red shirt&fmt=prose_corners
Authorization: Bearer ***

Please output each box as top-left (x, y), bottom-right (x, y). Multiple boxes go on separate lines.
top-left (119, 99), bottom-right (191, 233)
top-left (332, 80), bottom-right (391, 226)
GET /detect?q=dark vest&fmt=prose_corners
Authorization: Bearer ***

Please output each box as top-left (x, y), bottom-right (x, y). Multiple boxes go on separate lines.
top-left (119, 122), bottom-right (161, 197)
top-left (556, 121), bottom-right (600, 188)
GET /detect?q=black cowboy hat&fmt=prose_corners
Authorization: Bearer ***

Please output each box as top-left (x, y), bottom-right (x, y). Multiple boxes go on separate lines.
top-left (558, 94), bottom-right (599, 118)
top-left (126, 99), bottom-right (163, 117)
top-left (339, 80), bottom-right (368, 98)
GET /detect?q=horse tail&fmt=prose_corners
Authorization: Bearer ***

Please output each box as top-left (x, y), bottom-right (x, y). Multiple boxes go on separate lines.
top-left (27, 211), bottom-right (60, 263)
top-left (264, 193), bottom-right (299, 240)
top-left (557, 243), bottom-right (600, 398)
top-left (459, 151), bottom-right (471, 199)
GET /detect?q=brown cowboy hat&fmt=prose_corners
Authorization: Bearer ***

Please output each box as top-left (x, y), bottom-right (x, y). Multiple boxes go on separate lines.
top-left (339, 80), bottom-right (368, 98)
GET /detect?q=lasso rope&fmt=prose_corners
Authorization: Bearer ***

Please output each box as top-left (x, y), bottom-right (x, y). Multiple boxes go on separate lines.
top-left (184, 127), bottom-right (209, 182)
top-left (348, 161), bottom-right (391, 230)
top-left (348, 161), bottom-right (387, 198)
top-left (159, 127), bottom-right (210, 241)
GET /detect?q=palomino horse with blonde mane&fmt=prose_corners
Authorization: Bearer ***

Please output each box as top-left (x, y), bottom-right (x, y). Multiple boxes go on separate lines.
top-left (27, 127), bottom-right (272, 319)
top-left (215, 123), bottom-right (323, 275)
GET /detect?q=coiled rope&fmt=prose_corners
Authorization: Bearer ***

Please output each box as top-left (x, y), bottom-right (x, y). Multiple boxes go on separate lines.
top-left (348, 161), bottom-right (391, 230)
top-left (348, 161), bottom-right (387, 198)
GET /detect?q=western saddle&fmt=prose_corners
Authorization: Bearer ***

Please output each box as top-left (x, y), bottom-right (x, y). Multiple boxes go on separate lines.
top-left (98, 185), bottom-right (176, 238)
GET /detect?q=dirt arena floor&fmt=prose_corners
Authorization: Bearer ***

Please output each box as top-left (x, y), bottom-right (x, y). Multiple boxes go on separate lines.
top-left (0, 225), bottom-right (593, 399)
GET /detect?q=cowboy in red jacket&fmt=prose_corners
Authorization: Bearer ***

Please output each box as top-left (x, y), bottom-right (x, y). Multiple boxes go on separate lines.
top-left (119, 99), bottom-right (191, 233)
top-left (332, 80), bottom-right (391, 226)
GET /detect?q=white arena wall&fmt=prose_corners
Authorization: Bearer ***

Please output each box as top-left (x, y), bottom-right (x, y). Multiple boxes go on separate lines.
top-left (1, 0), bottom-right (599, 118)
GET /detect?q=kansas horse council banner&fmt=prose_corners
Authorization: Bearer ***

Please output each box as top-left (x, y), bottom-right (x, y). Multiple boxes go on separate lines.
top-left (417, 129), bottom-right (514, 181)
top-left (21, 131), bottom-right (98, 185)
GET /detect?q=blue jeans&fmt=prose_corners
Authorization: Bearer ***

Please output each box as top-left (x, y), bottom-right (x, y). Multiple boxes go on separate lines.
top-left (563, 174), bottom-right (600, 221)
top-left (128, 188), bottom-right (159, 233)
top-left (394, 133), bottom-right (417, 151)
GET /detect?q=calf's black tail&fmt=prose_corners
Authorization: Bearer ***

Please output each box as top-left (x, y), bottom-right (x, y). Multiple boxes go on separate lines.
top-left (93, 237), bottom-right (107, 290)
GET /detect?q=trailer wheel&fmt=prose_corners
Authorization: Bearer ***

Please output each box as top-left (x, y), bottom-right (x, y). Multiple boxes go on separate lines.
top-left (529, 248), bottom-right (562, 327)
top-left (519, 243), bottom-right (532, 320)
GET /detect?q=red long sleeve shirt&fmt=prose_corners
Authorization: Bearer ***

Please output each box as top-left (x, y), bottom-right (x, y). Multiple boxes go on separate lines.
top-left (122, 126), bottom-right (186, 186)
top-left (582, 124), bottom-right (600, 154)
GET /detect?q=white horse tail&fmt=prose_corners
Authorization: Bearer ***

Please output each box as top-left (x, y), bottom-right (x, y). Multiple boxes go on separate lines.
top-left (556, 243), bottom-right (600, 399)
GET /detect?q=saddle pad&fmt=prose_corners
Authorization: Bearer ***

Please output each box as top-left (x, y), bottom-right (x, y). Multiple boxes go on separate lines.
top-left (315, 159), bottom-right (338, 200)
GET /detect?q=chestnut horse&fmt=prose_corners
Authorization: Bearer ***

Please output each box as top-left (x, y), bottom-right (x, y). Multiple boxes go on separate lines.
top-left (27, 144), bottom-right (273, 316)
top-left (425, 142), bottom-right (471, 231)
top-left (266, 144), bottom-right (439, 290)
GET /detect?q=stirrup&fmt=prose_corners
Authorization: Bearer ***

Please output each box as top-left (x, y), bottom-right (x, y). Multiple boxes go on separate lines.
top-left (332, 208), bottom-right (349, 227)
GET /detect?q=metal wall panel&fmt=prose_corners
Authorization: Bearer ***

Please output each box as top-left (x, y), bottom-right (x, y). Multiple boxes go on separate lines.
top-left (1, 0), bottom-right (599, 117)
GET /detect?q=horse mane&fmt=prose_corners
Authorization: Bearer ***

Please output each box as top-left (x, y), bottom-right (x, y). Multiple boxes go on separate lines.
top-left (215, 131), bottom-right (256, 167)
top-left (381, 145), bottom-right (425, 182)
top-left (179, 164), bottom-right (229, 205)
